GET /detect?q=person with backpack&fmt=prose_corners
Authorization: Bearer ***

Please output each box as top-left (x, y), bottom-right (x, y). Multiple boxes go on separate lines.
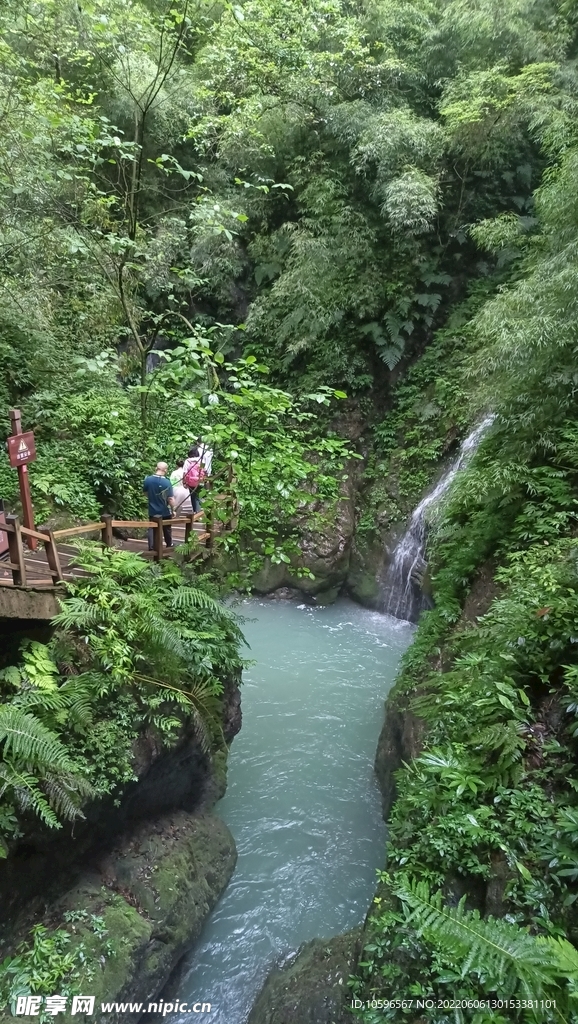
top-left (170, 458), bottom-right (193, 514)
top-left (183, 446), bottom-right (207, 513)
top-left (143, 462), bottom-right (175, 550)
top-left (196, 437), bottom-right (213, 477)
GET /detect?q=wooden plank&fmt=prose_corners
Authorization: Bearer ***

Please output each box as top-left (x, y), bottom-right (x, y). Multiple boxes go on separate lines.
top-left (52, 523), bottom-right (104, 539)
top-left (20, 526), bottom-right (51, 543)
top-left (101, 514), bottom-right (113, 547)
top-left (22, 560), bottom-right (53, 573)
top-left (110, 520), bottom-right (157, 529)
top-left (44, 530), bottom-right (64, 583)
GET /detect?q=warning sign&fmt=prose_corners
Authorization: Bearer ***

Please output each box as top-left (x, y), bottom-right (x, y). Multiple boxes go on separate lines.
top-left (7, 430), bottom-right (36, 468)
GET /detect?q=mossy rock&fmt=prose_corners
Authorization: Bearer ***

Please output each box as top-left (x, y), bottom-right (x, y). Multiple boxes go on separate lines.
top-left (347, 570), bottom-right (380, 608)
top-left (247, 930), bottom-right (360, 1024)
top-left (0, 811), bottom-right (236, 1024)
top-left (311, 586), bottom-right (342, 606)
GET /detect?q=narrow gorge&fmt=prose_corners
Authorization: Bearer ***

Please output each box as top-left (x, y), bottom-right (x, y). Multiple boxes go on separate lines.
top-left (2, 0), bottom-right (578, 1020)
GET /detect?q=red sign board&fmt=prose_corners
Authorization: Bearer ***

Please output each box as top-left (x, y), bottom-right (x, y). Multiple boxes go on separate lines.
top-left (7, 430), bottom-right (36, 468)
top-left (0, 511), bottom-right (7, 556)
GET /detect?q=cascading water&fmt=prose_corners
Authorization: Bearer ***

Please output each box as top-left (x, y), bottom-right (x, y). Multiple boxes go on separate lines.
top-left (379, 416), bottom-right (494, 622)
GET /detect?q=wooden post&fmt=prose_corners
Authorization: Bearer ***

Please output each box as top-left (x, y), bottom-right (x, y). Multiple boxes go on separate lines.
top-left (9, 410), bottom-right (36, 551)
top-left (44, 530), bottom-right (63, 583)
top-left (101, 514), bottom-right (113, 548)
top-left (204, 478), bottom-right (213, 548)
top-left (184, 514), bottom-right (193, 545)
top-left (6, 514), bottom-right (26, 586)
top-left (205, 505), bottom-right (214, 548)
top-left (154, 515), bottom-right (164, 562)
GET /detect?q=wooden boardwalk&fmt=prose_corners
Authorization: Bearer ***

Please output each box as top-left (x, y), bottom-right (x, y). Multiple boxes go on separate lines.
top-left (0, 511), bottom-right (225, 589)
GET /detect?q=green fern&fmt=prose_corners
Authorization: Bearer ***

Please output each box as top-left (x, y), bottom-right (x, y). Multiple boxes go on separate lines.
top-left (42, 772), bottom-right (94, 821)
top-left (392, 874), bottom-right (578, 1005)
top-left (0, 707), bottom-right (93, 832)
top-left (134, 674), bottom-right (223, 753)
top-left (0, 707), bottom-right (77, 769)
top-left (0, 762), bottom-right (61, 829)
top-left (170, 586), bottom-right (235, 616)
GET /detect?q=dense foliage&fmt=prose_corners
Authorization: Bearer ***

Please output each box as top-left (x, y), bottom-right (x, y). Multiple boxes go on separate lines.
top-left (1, 0), bottom-right (571, 533)
top-left (3, 0), bottom-right (578, 1017)
top-left (0, 548), bottom-right (244, 854)
top-left (350, 13), bottom-right (578, 1013)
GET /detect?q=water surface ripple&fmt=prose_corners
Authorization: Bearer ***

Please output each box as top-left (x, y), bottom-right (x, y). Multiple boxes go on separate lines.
top-left (171, 599), bottom-right (413, 1024)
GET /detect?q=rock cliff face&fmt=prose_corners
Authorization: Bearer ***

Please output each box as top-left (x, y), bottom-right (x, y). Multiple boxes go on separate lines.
top-left (0, 813), bottom-right (237, 1024)
top-left (251, 466), bottom-right (358, 604)
top-left (247, 461), bottom-right (417, 610)
top-left (0, 678), bottom-right (241, 928)
top-left (373, 688), bottom-right (426, 819)
top-left (0, 680), bottom-right (242, 1023)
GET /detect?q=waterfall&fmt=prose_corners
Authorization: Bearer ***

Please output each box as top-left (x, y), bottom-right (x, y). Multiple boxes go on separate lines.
top-left (379, 416), bottom-right (494, 622)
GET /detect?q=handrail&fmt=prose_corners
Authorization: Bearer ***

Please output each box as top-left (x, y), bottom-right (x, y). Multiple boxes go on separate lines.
top-left (5, 514), bottom-right (63, 586)
top-left (53, 522), bottom-right (105, 539)
top-left (20, 526), bottom-right (52, 543)
top-left (1, 472), bottom-right (236, 583)
top-left (109, 513), bottom-right (204, 528)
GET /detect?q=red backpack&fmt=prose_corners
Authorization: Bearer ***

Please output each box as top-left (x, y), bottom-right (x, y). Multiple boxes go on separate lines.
top-left (184, 459), bottom-right (207, 489)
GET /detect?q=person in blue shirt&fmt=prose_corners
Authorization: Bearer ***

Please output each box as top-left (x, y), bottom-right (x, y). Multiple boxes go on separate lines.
top-left (143, 462), bottom-right (175, 551)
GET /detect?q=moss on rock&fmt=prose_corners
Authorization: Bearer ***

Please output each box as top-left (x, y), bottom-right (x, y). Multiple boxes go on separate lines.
top-left (247, 930), bottom-right (360, 1024)
top-left (0, 812), bottom-right (236, 1024)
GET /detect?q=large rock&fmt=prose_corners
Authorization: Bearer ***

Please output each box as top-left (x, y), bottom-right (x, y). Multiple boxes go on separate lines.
top-left (0, 811), bottom-right (237, 1024)
top-left (374, 689), bottom-right (426, 820)
top-left (247, 930), bottom-right (360, 1024)
top-left (251, 465), bottom-right (359, 603)
top-left (0, 679), bottom-right (242, 1022)
top-left (0, 676), bottom-right (242, 925)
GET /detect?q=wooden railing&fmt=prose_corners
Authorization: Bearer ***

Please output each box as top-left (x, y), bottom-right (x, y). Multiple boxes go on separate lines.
top-left (1, 501), bottom-right (234, 585)
top-left (0, 482), bottom-right (239, 587)
top-left (2, 515), bottom-right (63, 587)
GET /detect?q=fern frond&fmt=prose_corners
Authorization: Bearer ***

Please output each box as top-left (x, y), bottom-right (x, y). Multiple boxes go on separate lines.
top-left (475, 722), bottom-right (525, 761)
top-left (43, 773), bottom-right (92, 821)
top-left (141, 614), bottom-right (188, 662)
top-left (11, 689), bottom-right (69, 715)
top-left (392, 875), bottom-right (559, 1000)
top-left (133, 674), bottom-right (222, 753)
top-left (170, 587), bottom-right (234, 617)
top-left (539, 936), bottom-right (578, 985)
top-left (0, 762), bottom-right (61, 828)
top-left (53, 598), bottom-right (104, 631)
top-left (0, 707), bottom-right (77, 770)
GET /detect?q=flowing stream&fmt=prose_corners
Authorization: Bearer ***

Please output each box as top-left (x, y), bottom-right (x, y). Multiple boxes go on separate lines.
top-left (379, 416), bottom-right (494, 621)
top-left (169, 599), bottom-right (413, 1024)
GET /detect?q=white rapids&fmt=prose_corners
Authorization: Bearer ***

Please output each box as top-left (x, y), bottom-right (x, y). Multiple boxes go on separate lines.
top-left (379, 416), bottom-right (494, 621)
